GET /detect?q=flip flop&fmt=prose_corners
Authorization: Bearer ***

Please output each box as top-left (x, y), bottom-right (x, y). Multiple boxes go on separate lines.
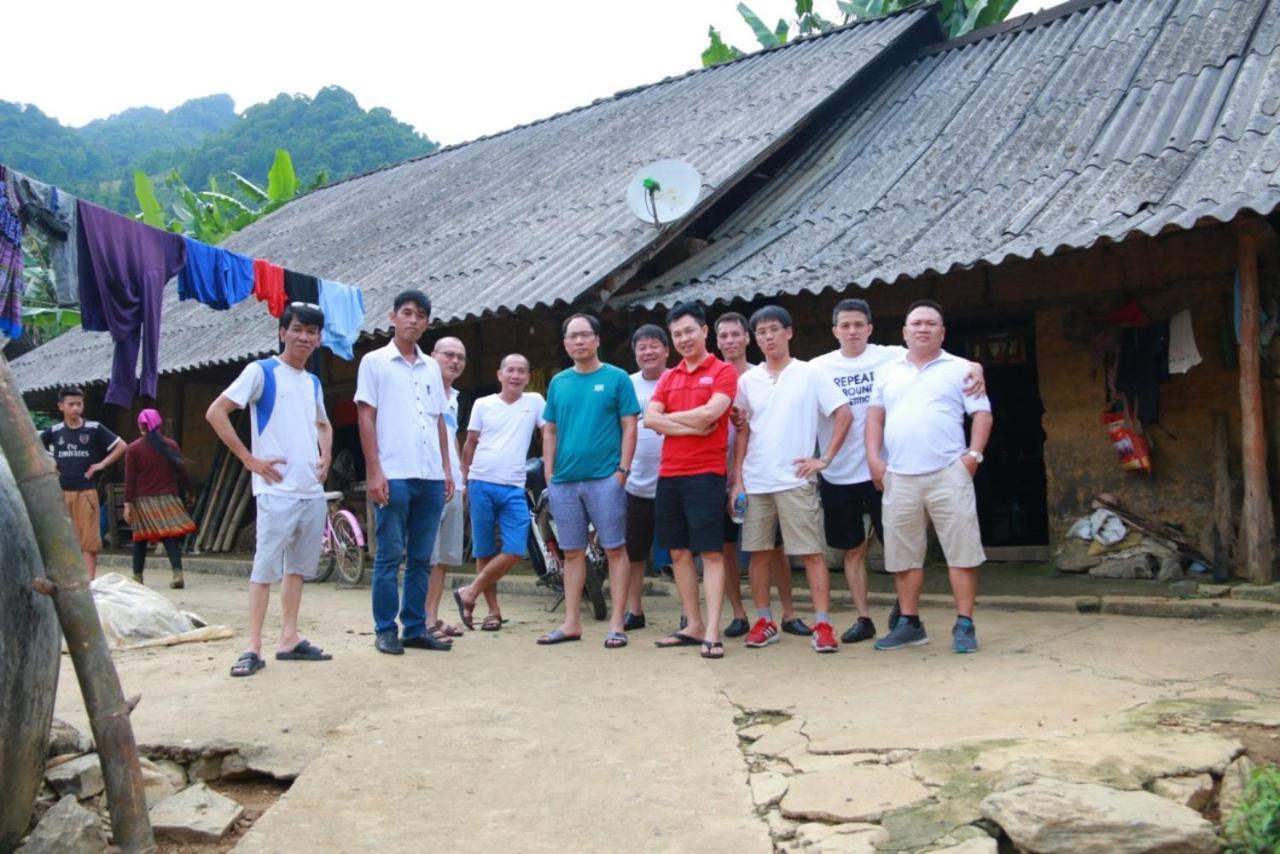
top-left (536, 629), bottom-right (582, 645)
top-left (230, 651), bottom-right (266, 677)
top-left (275, 640), bottom-right (332, 661)
top-left (432, 620), bottom-right (465, 638)
top-left (480, 615), bottom-right (503, 632)
top-left (453, 590), bottom-right (475, 630)
top-left (655, 631), bottom-right (702, 648)
top-left (701, 641), bottom-right (725, 660)
top-left (604, 631), bottom-right (628, 649)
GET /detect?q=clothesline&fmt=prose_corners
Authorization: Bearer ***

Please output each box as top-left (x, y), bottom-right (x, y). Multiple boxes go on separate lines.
top-left (0, 161), bottom-right (366, 408)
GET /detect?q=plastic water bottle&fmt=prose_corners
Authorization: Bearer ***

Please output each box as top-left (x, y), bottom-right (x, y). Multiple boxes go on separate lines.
top-left (731, 492), bottom-right (748, 525)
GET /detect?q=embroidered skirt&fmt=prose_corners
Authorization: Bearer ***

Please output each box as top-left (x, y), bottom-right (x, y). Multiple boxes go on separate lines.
top-left (130, 494), bottom-right (196, 542)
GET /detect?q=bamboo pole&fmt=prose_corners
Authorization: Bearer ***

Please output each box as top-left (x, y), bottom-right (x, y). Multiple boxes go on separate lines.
top-left (218, 468), bottom-right (253, 552)
top-left (214, 465), bottom-right (249, 552)
top-left (0, 355), bottom-right (155, 853)
top-left (1237, 216), bottom-right (1276, 584)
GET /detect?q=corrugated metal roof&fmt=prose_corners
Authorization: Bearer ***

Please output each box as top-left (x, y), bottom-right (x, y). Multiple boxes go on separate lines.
top-left (11, 8), bottom-right (931, 394)
top-left (624, 0), bottom-right (1280, 311)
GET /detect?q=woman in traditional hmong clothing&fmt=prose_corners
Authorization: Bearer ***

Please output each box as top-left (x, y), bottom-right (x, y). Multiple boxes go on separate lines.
top-left (123, 409), bottom-right (197, 588)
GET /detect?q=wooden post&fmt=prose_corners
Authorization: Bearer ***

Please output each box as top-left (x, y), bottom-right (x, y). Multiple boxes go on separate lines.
top-left (0, 355), bottom-right (156, 853)
top-left (1237, 217), bottom-right (1276, 584)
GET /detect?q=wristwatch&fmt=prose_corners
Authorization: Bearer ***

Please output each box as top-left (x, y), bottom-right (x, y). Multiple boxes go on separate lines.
top-left (616, 466), bottom-right (630, 476)
top-left (966, 450), bottom-right (984, 463)
top-left (818, 455), bottom-right (832, 466)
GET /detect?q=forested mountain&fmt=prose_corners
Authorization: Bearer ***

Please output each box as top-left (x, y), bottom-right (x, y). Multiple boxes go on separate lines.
top-left (0, 87), bottom-right (437, 212)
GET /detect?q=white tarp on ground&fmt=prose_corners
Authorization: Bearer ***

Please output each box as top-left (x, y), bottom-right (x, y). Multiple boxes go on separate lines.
top-left (81, 573), bottom-right (232, 650)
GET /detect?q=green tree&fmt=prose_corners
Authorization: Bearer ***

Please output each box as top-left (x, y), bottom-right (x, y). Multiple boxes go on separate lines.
top-left (702, 0), bottom-right (1019, 66)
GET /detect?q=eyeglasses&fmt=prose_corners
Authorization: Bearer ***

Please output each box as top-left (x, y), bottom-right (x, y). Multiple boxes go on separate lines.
top-left (437, 350), bottom-right (466, 361)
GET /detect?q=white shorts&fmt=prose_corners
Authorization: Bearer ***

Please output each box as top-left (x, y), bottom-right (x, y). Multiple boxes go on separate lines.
top-left (250, 494), bottom-right (326, 583)
top-left (431, 490), bottom-right (465, 567)
top-left (882, 459), bottom-right (986, 572)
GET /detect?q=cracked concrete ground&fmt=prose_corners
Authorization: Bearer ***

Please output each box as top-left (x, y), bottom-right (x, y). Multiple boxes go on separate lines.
top-left (52, 573), bottom-right (1280, 852)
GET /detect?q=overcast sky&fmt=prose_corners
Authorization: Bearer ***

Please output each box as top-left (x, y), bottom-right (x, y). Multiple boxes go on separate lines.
top-left (4, 0), bottom-right (1052, 147)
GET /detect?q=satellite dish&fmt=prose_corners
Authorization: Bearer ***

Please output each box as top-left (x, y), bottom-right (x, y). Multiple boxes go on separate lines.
top-left (626, 160), bottom-right (703, 227)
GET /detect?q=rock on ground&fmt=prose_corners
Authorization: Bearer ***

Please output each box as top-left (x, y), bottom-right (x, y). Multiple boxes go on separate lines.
top-left (781, 765), bottom-right (931, 823)
top-left (1150, 774), bottom-right (1214, 812)
top-left (750, 770), bottom-right (789, 809)
top-left (928, 838), bottom-right (998, 854)
top-left (139, 757), bottom-right (180, 807)
top-left (1231, 581), bottom-right (1280, 603)
top-left (149, 781), bottom-right (244, 842)
top-left (1089, 554), bottom-right (1156, 579)
top-left (17, 795), bottom-right (106, 854)
top-left (43, 753), bottom-right (103, 799)
top-left (1218, 754), bottom-right (1255, 821)
top-left (782, 821), bottom-right (886, 852)
top-left (980, 779), bottom-right (1218, 854)
top-left (46, 719), bottom-right (92, 758)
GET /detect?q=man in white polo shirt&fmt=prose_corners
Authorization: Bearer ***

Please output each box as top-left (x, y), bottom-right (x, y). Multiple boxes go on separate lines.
top-left (814, 298), bottom-right (984, 645)
top-left (454, 353), bottom-right (546, 629)
top-left (426, 336), bottom-right (468, 640)
top-left (622, 324), bottom-right (669, 632)
top-left (866, 299), bottom-right (992, 654)
top-left (355, 289), bottom-right (456, 656)
top-left (732, 305), bottom-right (852, 653)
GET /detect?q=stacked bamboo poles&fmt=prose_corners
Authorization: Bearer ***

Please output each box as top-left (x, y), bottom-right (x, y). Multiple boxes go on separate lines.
top-left (0, 354), bottom-right (155, 852)
top-left (191, 411), bottom-right (254, 553)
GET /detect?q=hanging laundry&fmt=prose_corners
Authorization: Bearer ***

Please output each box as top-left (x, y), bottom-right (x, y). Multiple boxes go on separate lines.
top-left (0, 166), bottom-right (26, 340)
top-left (283, 269), bottom-right (320, 306)
top-left (1115, 321), bottom-right (1170, 425)
top-left (253, 258), bottom-right (286, 317)
top-left (178, 237), bottom-right (254, 310)
top-left (76, 200), bottom-right (186, 407)
top-left (318, 279), bottom-right (364, 360)
top-left (1167, 309), bottom-right (1202, 375)
top-left (11, 169), bottom-right (79, 307)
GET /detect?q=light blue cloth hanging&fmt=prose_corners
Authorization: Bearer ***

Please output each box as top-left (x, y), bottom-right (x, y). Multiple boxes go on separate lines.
top-left (318, 279), bottom-right (364, 360)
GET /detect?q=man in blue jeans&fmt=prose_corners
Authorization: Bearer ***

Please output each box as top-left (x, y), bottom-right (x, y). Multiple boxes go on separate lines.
top-left (355, 289), bottom-right (456, 655)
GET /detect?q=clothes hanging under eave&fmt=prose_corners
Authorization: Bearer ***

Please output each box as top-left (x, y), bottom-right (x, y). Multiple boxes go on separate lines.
top-left (1115, 321), bottom-right (1170, 425)
top-left (76, 200), bottom-right (186, 407)
top-left (318, 279), bottom-right (364, 360)
top-left (11, 169), bottom-right (79, 307)
top-left (283, 269), bottom-right (319, 306)
top-left (0, 166), bottom-right (25, 340)
top-left (253, 258), bottom-right (286, 317)
top-left (177, 237), bottom-right (254, 310)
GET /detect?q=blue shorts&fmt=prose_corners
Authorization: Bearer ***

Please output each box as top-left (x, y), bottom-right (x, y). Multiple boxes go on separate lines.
top-left (547, 476), bottom-right (627, 552)
top-left (468, 480), bottom-right (529, 559)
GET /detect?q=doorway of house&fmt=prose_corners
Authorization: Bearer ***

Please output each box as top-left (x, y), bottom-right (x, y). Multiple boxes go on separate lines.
top-left (948, 318), bottom-right (1049, 547)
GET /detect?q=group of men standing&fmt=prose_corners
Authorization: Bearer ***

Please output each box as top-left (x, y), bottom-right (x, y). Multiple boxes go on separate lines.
top-left (192, 289), bottom-right (991, 676)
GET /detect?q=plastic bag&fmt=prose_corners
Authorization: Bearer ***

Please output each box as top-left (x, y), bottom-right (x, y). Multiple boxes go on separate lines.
top-left (86, 573), bottom-right (197, 647)
top-left (1101, 409), bottom-right (1152, 473)
top-left (1088, 508), bottom-right (1127, 546)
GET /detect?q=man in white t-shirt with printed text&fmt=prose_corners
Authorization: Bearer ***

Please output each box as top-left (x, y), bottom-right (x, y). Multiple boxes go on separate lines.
top-left (866, 299), bottom-right (993, 654)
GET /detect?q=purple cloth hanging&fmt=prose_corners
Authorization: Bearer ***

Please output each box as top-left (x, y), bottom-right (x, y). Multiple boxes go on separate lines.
top-left (76, 200), bottom-right (186, 407)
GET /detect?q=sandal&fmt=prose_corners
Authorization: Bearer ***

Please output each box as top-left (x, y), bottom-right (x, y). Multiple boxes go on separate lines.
top-left (604, 630), bottom-right (628, 649)
top-left (432, 620), bottom-right (465, 638)
top-left (480, 614), bottom-right (503, 632)
top-left (230, 651), bottom-right (266, 677)
top-left (536, 629), bottom-right (581, 645)
top-left (453, 590), bottom-right (475, 630)
top-left (655, 631), bottom-right (702, 648)
top-left (275, 640), bottom-right (333, 661)
top-left (701, 641), bottom-right (724, 660)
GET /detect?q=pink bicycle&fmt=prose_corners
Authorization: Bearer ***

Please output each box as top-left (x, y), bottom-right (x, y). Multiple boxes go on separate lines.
top-left (308, 491), bottom-right (366, 585)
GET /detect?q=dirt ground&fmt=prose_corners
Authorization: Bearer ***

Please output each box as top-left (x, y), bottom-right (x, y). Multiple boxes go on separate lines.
top-left (53, 573), bottom-right (1280, 852)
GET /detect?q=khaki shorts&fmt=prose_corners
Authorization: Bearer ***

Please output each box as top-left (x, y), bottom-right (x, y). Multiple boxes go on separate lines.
top-left (742, 482), bottom-right (824, 555)
top-left (882, 459), bottom-right (985, 572)
top-left (63, 489), bottom-right (102, 553)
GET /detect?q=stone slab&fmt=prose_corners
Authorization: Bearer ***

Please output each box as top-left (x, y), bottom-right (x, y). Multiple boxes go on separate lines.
top-left (1150, 774), bottom-right (1213, 812)
top-left (43, 753), bottom-right (102, 799)
top-left (17, 795), bottom-right (106, 854)
top-left (149, 781), bottom-right (244, 842)
top-left (750, 770), bottom-right (789, 809)
top-left (780, 764), bottom-right (931, 824)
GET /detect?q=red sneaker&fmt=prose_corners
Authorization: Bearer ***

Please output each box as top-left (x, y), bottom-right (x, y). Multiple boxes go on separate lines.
top-left (744, 618), bottom-right (779, 648)
top-left (811, 621), bottom-right (839, 653)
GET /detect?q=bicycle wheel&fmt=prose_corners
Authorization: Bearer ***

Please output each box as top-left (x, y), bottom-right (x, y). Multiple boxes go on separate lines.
top-left (308, 536), bottom-right (335, 583)
top-left (584, 550), bottom-right (607, 621)
top-left (331, 513), bottom-right (366, 586)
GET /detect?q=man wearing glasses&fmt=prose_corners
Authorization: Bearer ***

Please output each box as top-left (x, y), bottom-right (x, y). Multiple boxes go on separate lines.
top-left (538, 314), bottom-right (641, 647)
top-left (355, 290), bottom-right (456, 656)
top-left (731, 306), bottom-right (852, 653)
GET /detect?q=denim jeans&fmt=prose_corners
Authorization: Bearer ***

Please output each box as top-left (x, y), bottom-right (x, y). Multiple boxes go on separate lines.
top-left (372, 478), bottom-right (445, 637)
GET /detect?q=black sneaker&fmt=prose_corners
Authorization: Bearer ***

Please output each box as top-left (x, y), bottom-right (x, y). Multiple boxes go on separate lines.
top-left (887, 601), bottom-right (902, 632)
top-left (375, 630), bottom-right (404, 655)
top-left (841, 617), bottom-right (876, 644)
top-left (623, 611), bottom-right (647, 631)
top-left (781, 618), bottom-right (812, 636)
top-left (402, 633), bottom-right (452, 651)
top-left (724, 617), bottom-right (750, 638)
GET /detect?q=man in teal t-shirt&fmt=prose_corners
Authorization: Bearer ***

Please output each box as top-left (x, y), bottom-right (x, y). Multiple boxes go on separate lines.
top-left (540, 313), bottom-right (640, 648)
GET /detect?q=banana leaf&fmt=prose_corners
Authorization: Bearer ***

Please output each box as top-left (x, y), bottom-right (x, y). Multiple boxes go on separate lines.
top-left (133, 171), bottom-right (167, 229)
top-left (229, 171), bottom-right (269, 203)
top-left (267, 149), bottom-right (298, 204)
top-left (738, 2), bottom-right (782, 47)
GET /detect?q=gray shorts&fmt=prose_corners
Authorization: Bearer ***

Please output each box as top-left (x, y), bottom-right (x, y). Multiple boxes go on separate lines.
top-left (251, 494), bottom-right (326, 583)
top-left (431, 490), bottom-right (466, 567)
top-left (547, 476), bottom-right (626, 552)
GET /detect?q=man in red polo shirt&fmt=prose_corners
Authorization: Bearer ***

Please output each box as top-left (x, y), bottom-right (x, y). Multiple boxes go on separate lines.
top-left (643, 302), bottom-right (738, 659)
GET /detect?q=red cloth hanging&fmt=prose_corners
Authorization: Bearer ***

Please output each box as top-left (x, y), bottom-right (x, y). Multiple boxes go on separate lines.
top-left (253, 258), bottom-right (286, 318)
